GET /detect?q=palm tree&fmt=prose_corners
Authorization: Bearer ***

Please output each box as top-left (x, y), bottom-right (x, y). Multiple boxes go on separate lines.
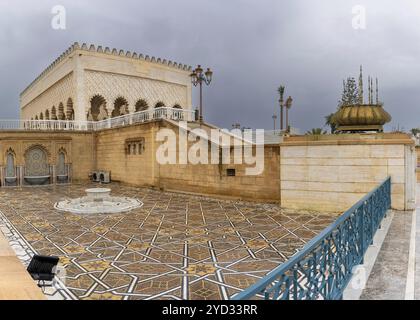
top-left (410, 128), bottom-right (420, 136)
top-left (325, 113), bottom-right (337, 133)
top-left (305, 128), bottom-right (327, 135)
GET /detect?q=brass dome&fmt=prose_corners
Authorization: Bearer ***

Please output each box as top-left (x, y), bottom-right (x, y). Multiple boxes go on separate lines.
top-left (332, 104), bottom-right (391, 132)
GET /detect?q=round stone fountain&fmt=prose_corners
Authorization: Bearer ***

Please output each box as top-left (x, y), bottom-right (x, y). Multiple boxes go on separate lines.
top-left (54, 188), bottom-right (143, 214)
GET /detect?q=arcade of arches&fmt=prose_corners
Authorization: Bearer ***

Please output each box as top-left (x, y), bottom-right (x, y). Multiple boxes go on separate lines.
top-left (87, 95), bottom-right (184, 122)
top-left (31, 98), bottom-right (75, 121)
top-left (30, 96), bottom-right (184, 122)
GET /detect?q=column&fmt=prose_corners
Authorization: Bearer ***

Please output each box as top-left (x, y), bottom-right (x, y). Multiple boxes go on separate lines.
top-left (74, 53), bottom-right (87, 122)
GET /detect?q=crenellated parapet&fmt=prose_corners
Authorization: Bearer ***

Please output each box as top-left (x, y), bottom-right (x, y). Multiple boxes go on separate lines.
top-left (20, 42), bottom-right (193, 97)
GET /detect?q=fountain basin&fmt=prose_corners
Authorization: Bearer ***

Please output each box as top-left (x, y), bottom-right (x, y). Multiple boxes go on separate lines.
top-left (24, 175), bottom-right (50, 185)
top-left (57, 175), bottom-right (69, 183)
top-left (86, 188), bottom-right (111, 202)
top-left (54, 188), bottom-right (142, 214)
top-left (5, 176), bottom-right (17, 186)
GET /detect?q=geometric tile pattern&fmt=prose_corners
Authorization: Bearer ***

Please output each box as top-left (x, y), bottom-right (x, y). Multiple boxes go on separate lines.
top-left (85, 71), bottom-right (188, 113)
top-left (21, 73), bottom-right (75, 119)
top-left (0, 184), bottom-right (337, 300)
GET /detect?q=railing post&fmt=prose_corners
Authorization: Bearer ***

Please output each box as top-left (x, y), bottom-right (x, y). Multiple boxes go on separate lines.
top-left (370, 199), bottom-right (374, 245)
top-left (359, 207), bottom-right (364, 265)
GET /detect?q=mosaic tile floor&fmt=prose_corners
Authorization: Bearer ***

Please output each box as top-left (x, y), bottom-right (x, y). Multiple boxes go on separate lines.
top-left (0, 183), bottom-right (337, 300)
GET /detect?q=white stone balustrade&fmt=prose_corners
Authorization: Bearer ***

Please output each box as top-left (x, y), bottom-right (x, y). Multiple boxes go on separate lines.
top-left (0, 107), bottom-right (195, 132)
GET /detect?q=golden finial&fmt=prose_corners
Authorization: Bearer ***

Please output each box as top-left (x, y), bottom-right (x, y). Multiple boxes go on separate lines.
top-left (359, 65), bottom-right (364, 104)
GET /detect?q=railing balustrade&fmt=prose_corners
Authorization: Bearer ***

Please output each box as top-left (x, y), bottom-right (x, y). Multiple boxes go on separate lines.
top-left (233, 177), bottom-right (391, 300)
top-left (0, 107), bottom-right (195, 132)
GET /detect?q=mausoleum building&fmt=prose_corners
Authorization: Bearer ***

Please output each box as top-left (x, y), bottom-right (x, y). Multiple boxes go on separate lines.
top-left (20, 42), bottom-right (193, 122)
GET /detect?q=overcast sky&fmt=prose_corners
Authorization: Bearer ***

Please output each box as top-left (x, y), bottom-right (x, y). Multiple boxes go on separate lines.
top-left (0, 0), bottom-right (419, 131)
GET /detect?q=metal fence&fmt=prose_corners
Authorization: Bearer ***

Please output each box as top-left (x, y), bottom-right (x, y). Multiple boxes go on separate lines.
top-left (233, 177), bottom-right (391, 300)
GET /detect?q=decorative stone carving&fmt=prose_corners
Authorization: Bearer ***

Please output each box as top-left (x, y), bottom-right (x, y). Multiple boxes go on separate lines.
top-left (57, 152), bottom-right (66, 176)
top-left (21, 73), bottom-right (75, 120)
top-left (24, 146), bottom-right (49, 176)
top-left (125, 138), bottom-right (145, 156)
top-left (85, 71), bottom-right (187, 113)
top-left (5, 151), bottom-right (15, 178)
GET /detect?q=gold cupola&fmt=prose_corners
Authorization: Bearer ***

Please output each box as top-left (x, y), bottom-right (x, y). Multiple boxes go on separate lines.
top-left (332, 67), bottom-right (392, 132)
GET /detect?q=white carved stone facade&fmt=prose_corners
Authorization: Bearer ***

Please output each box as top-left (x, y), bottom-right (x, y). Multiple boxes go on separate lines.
top-left (21, 73), bottom-right (75, 120)
top-left (84, 70), bottom-right (188, 116)
top-left (20, 43), bottom-right (193, 122)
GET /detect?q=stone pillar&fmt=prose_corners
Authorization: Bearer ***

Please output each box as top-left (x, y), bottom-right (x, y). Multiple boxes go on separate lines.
top-left (279, 133), bottom-right (416, 212)
top-left (18, 166), bottom-right (24, 187)
top-left (74, 53), bottom-right (86, 122)
top-left (0, 166), bottom-right (4, 187)
top-left (405, 144), bottom-right (416, 210)
top-left (52, 165), bottom-right (57, 185)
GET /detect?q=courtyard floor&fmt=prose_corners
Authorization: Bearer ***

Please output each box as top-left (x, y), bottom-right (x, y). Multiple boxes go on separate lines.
top-left (0, 183), bottom-right (337, 300)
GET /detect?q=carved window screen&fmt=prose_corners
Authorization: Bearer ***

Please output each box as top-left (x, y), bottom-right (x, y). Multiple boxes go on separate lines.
top-left (125, 138), bottom-right (145, 156)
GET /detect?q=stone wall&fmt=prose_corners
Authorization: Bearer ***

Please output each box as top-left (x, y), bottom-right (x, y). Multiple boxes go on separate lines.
top-left (0, 131), bottom-right (94, 183)
top-left (0, 125), bottom-right (416, 211)
top-left (280, 133), bottom-right (416, 212)
top-left (95, 121), bottom-right (280, 201)
top-left (95, 122), bottom-right (158, 187)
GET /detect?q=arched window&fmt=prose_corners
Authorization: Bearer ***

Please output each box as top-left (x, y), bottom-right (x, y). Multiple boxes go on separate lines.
top-left (89, 95), bottom-right (108, 121)
top-left (58, 103), bottom-right (65, 120)
top-left (172, 104), bottom-right (183, 120)
top-left (57, 151), bottom-right (66, 176)
top-left (5, 151), bottom-right (15, 178)
top-left (45, 109), bottom-right (50, 120)
top-left (155, 102), bottom-right (165, 109)
top-left (40, 112), bottom-right (44, 120)
top-left (35, 115), bottom-right (39, 120)
top-left (66, 98), bottom-right (74, 120)
top-left (135, 99), bottom-right (149, 112)
top-left (51, 106), bottom-right (58, 120)
top-left (112, 97), bottom-right (129, 117)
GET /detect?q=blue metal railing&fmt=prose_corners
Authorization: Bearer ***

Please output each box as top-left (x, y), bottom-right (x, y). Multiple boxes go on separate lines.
top-left (233, 177), bottom-right (391, 300)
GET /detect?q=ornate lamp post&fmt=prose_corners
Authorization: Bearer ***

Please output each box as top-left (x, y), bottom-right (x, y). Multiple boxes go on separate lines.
top-left (190, 65), bottom-right (213, 123)
top-left (285, 96), bottom-right (293, 132)
top-left (278, 86), bottom-right (285, 131)
top-left (272, 114), bottom-right (277, 131)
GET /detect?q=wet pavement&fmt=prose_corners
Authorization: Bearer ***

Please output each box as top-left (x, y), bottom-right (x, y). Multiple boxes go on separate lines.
top-left (0, 183), bottom-right (336, 300)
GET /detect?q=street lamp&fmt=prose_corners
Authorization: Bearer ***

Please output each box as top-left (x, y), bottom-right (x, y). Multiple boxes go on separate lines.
top-left (272, 114), bottom-right (277, 131)
top-left (285, 96), bottom-right (293, 132)
top-left (278, 86), bottom-right (285, 131)
top-left (191, 65), bottom-right (213, 123)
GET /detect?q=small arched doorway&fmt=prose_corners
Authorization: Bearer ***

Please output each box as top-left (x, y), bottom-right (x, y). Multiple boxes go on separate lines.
top-left (112, 97), bottom-right (129, 118)
top-left (89, 95), bottom-right (108, 121)
top-left (135, 99), bottom-right (149, 112)
top-left (154, 101), bottom-right (166, 119)
top-left (172, 104), bottom-right (183, 120)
